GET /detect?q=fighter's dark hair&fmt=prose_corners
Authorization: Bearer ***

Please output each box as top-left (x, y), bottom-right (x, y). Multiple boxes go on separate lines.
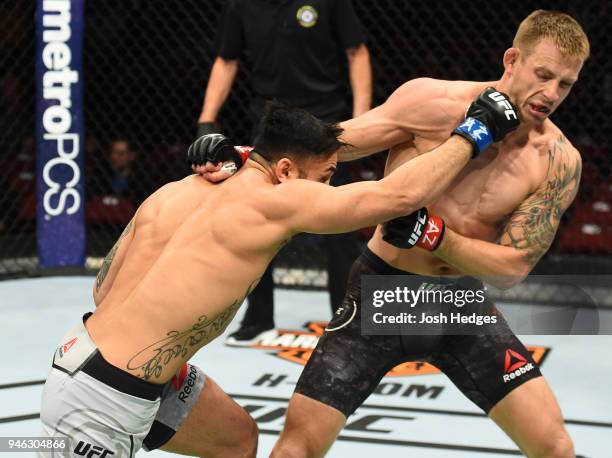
top-left (253, 102), bottom-right (347, 162)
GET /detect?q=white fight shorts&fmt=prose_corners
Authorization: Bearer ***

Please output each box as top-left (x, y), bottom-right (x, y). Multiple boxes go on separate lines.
top-left (39, 313), bottom-right (205, 457)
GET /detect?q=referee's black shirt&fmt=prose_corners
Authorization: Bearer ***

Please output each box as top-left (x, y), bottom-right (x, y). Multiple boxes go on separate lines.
top-left (215, 0), bottom-right (365, 104)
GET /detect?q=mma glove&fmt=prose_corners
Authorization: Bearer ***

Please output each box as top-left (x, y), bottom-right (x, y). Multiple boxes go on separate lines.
top-left (187, 134), bottom-right (251, 170)
top-left (452, 87), bottom-right (520, 157)
top-left (382, 207), bottom-right (445, 251)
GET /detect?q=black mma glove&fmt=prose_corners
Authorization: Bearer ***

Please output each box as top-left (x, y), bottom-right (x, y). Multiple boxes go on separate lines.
top-left (187, 134), bottom-right (249, 170)
top-left (452, 87), bottom-right (520, 157)
top-left (382, 207), bottom-right (446, 251)
top-left (196, 121), bottom-right (221, 138)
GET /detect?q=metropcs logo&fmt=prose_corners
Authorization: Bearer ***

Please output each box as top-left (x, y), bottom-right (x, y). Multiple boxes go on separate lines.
top-left (503, 349), bottom-right (536, 383)
top-left (40, 0), bottom-right (81, 217)
top-left (252, 322), bottom-right (550, 377)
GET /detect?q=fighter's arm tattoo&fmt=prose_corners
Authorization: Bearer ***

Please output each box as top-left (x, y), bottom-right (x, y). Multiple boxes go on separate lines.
top-left (95, 219), bottom-right (134, 292)
top-left (127, 279), bottom-right (259, 380)
top-left (497, 135), bottom-right (582, 268)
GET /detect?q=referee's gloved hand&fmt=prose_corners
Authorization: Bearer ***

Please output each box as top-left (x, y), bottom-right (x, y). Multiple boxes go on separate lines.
top-left (452, 87), bottom-right (520, 157)
top-left (382, 207), bottom-right (446, 251)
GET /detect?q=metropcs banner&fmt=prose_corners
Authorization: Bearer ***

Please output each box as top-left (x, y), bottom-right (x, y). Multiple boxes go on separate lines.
top-left (36, 0), bottom-right (85, 268)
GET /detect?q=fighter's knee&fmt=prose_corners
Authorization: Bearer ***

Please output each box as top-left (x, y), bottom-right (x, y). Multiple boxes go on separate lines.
top-left (234, 414), bottom-right (258, 458)
top-left (270, 438), bottom-right (317, 458)
top-left (528, 429), bottom-right (574, 458)
top-left (271, 430), bottom-right (328, 458)
top-left (210, 413), bottom-right (258, 458)
top-left (544, 432), bottom-right (574, 458)
top-left (554, 434), bottom-right (575, 458)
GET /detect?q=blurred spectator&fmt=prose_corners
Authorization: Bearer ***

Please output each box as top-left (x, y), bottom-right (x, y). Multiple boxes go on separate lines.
top-left (88, 138), bottom-right (150, 206)
top-left (107, 139), bottom-right (136, 196)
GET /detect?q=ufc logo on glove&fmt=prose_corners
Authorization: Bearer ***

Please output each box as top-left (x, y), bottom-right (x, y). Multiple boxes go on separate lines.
top-left (488, 91), bottom-right (519, 121)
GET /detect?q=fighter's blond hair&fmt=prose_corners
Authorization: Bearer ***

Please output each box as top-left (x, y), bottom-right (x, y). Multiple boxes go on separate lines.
top-left (513, 10), bottom-right (590, 61)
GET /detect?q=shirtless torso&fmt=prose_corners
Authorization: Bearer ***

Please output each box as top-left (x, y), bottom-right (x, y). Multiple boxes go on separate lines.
top-left (273, 18), bottom-right (587, 458)
top-left (86, 118), bottom-right (480, 384)
top-left (87, 172), bottom-right (294, 384)
top-left (342, 77), bottom-right (581, 277)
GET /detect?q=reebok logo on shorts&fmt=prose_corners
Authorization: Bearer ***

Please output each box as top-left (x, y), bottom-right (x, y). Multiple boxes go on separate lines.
top-left (172, 364), bottom-right (198, 403)
top-left (171, 364), bottom-right (188, 391)
top-left (502, 349), bottom-right (534, 383)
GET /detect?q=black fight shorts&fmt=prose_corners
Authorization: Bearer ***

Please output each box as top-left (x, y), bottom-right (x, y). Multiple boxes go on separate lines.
top-left (295, 248), bottom-right (542, 417)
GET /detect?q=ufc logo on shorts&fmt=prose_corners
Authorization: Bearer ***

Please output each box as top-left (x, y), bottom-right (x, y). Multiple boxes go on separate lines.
top-left (488, 91), bottom-right (518, 121)
top-left (73, 440), bottom-right (115, 457)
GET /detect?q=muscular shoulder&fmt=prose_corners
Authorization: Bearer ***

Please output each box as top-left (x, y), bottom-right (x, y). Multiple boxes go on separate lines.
top-left (389, 78), bottom-right (450, 110)
top-left (249, 179), bottom-right (318, 221)
top-left (137, 175), bottom-right (214, 224)
top-left (529, 123), bottom-right (582, 211)
top-left (539, 123), bottom-right (582, 180)
top-left (246, 179), bottom-right (345, 233)
top-left (387, 78), bottom-right (486, 131)
top-left (393, 78), bottom-right (478, 99)
top-left (206, 179), bottom-right (314, 245)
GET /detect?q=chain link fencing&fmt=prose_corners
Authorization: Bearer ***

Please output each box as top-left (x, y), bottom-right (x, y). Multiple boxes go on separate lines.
top-left (0, 0), bottom-right (37, 276)
top-left (1, 0), bottom-right (610, 289)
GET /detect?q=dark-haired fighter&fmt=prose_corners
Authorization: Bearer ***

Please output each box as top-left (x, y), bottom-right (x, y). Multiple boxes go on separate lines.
top-left (39, 97), bottom-right (517, 457)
